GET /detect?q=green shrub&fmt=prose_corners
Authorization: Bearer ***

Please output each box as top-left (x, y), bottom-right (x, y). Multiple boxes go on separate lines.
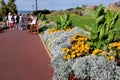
top-left (55, 14), bottom-right (73, 30)
top-left (84, 4), bottom-right (120, 50)
top-left (37, 13), bottom-right (47, 21)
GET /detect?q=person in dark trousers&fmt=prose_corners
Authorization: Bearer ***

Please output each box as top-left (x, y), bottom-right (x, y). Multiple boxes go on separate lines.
top-left (14, 13), bottom-right (19, 29)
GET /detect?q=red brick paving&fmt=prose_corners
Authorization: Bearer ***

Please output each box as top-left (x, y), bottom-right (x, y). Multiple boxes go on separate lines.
top-left (0, 29), bottom-right (53, 80)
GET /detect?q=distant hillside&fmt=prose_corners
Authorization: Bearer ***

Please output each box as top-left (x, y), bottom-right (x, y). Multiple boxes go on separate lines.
top-left (18, 11), bottom-right (32, 14)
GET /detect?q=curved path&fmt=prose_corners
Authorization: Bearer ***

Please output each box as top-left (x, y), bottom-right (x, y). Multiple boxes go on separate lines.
top-left (0, 29), bottom-right (53, 80)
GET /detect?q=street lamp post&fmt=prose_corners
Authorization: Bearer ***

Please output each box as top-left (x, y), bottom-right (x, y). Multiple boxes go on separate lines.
top-left (35, 0), bottom-right (38, 11)
top-left (32, 5), bottom-right (34, 11)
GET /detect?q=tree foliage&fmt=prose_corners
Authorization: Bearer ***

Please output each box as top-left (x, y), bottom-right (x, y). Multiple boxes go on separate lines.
top-left (0, 0), bottom-right (17, 21)
top-left (0, 0), bottom-right (8, 21)
top-left (7, 0), bottom-right (17, 14)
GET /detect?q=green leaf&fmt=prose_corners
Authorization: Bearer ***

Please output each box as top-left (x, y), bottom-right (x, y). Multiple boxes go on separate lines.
top-left (107, 33), bottom-right (114, 42)
top-left (99, 25), bottom-right (105, 39)
top-left (96, 15), bottom-right (104, 24)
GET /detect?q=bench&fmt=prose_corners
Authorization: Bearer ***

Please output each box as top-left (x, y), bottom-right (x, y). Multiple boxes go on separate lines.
top-left (30, 21), bottom-right (39, 34)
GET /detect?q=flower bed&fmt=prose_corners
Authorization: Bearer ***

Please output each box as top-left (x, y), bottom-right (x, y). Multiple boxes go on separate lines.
top-left (41, 27), bottom-right (120, 80)
top-left (39, 5), bottom-right (120, 79)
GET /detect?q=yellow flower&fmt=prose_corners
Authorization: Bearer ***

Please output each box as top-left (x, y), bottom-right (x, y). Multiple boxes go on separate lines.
top-left (66, 28), bottom-right (72, 31)
top-left (100, 51), bottom-right (107, 55)
top-left (71, 38), bottom-right (76, 42)
top-left (109, 42), bottom-right (117, 49)
top-left (92, 49), bottom-right (102, 55)
top-left (84, 49), bottom-right (89, 53)
top-left (71, 54), bottom-right (76, 58)
top-left (71, 45), bottom-right (76, 50)
top-left (109, 44), bottom-right (113, 49)
top-left (107, 50), bottom-right (116, 56)
top-left (80, 48), bottom-right (84, 53)
top-left (66, 48), bottom-right (70, 52)
top-left (77, 53), bottom-right (81, 57)
top-left (109, 56), bottom-right (115, 60)
top-left (74, 45), bottom-right (79, 48)
top-left (76, 33), bottom-right (82, 37)
top-left (117, 46), bottom-right (120, 50)
top-left (63, 55), bottom-right (67, 59)
top-left (84, 44), bottom-right (90, 50)
top-left (106, 56), bottom-right (110, 60)
top-left (116, 43), bottom-right (120, 47)
top-left (62, 48), bottom-right (67, 51)
top-left (71, 52), bottom-right (75, 55)
top-left (91, 54), bottom-right (95, 56)
top-left (75, 50), bottom-right (80, 53)
top-left (66, 55), bottom-right (71, 60)
top-left (84, 38), bottom-right (88, 41)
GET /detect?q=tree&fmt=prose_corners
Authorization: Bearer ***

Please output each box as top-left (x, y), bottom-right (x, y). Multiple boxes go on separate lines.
top-left (7, 0), bottom-right (17, 14)
top-left (0, 0), bottom-right (8, 21)
top-left (0, 0), bottom-right (18, 21)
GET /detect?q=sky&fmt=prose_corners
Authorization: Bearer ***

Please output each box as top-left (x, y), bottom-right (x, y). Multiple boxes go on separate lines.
top-left (5, 0), bottom-right (120, 11)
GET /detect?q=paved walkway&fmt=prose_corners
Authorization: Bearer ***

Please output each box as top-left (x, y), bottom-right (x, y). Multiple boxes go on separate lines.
top-left (0, 29), bottom-right (53, 80)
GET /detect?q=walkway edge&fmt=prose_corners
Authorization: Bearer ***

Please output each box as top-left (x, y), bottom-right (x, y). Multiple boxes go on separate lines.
top-left (38, 34), bottom-right (53, 59)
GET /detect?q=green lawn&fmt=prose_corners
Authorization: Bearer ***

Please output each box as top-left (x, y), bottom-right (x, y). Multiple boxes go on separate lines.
top-left (47, 14), bottom-right (120, 29)
top-left (71, 16), bottom-right (94, 29)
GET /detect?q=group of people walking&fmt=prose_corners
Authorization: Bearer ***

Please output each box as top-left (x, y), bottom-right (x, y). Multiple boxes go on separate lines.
top-left (6, 12), bottom-right (24, 31)
top-left (6, 12), bottom-right (38, 32)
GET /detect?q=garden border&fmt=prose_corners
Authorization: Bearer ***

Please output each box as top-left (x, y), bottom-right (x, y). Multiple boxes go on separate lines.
top-left (38, 34), bottom-right (53, 59)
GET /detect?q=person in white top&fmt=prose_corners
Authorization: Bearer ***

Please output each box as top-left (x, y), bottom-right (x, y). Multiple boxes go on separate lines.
top-left (7, 12), bottom-right (15, 31)
top-left (30, 15), bottom-right (37, 25)
top-left (18, 13), bottom-right (24, 30)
